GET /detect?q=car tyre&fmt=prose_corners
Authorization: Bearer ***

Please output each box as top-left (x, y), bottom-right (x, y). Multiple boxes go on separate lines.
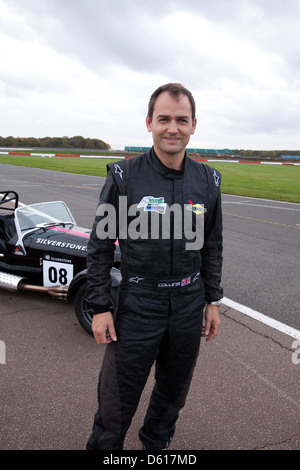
top-left (74, 281), bottom-right (117, 335)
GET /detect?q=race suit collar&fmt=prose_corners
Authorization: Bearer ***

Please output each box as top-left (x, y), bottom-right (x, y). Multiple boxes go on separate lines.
top-left (149, 146), bottom-right (186, 180)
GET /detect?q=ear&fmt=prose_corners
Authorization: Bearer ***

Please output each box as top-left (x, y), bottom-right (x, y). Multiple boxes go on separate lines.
top-left (191, 118), bottom-right (197, 135)
top-left (146, 115), bottom-right (152, 132)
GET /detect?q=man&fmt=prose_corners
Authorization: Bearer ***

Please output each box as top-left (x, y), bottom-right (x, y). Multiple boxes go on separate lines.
top-left (86, 83), bottom-right (223, 450)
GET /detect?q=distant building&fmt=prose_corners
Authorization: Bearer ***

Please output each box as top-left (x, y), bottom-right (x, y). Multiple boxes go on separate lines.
top-left (281, 155), bottom-right (300, 159)
top-left (124, 146), bottom-right (234, 155)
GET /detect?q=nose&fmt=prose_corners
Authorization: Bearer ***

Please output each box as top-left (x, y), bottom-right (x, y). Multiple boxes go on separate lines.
top-left (167, 120), bottom-right (178, 133)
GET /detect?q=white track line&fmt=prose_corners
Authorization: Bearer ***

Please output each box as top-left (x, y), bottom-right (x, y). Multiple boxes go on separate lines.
top-left (222, 297), bottom-right (300, 340)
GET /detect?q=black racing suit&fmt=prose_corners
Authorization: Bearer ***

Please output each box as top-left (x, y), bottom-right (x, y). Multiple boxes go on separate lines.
top-left (86, 148), bottom-right (223, 450)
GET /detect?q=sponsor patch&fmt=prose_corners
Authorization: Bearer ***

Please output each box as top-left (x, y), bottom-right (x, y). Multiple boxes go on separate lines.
top-left (187, 200), bottom-right (207, 217)
top-left (137, 196), bottom-right (167, 214)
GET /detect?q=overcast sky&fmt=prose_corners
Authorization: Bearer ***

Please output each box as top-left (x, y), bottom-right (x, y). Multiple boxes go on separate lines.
top-left (0, 0), bottom-right (299, 150)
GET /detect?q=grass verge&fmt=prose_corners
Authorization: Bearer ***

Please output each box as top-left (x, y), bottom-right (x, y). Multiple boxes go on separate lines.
top-left (0, 155), bottom-right (299, 203)
top-left (206, 162), bottom-right (300, 203)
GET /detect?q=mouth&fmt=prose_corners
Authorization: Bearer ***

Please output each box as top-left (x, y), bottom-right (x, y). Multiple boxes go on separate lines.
top-left (164, 136), bottom-right (180, 143)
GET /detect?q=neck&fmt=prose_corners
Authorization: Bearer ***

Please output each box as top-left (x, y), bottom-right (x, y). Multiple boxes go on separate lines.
top-left (154, 148), bottom-right (185, 171)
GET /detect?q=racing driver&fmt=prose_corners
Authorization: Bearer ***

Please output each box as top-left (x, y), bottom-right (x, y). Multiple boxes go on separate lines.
top-left (85, 83), bottom-right (223, 450)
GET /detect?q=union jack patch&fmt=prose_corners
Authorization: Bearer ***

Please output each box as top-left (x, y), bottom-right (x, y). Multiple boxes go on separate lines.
top-left (181, 276), bottom-right (191, 286)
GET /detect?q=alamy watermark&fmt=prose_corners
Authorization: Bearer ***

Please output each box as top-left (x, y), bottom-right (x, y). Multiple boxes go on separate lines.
top-left (0, 340), bottom-right (5, 365)
top-left (95, 196), bottom-right (205, 250)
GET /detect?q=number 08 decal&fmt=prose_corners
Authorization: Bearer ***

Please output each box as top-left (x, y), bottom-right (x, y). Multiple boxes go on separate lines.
top-left (43, 260), bottom-right (74, 287)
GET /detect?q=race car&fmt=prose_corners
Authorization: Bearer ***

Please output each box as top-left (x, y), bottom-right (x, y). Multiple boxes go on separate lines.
top-left (0, 190), bottom-right (121, 335)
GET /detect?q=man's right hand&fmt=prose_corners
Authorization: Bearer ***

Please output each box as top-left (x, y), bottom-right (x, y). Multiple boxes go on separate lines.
top-left (91, 311), bottom-right (117, 344)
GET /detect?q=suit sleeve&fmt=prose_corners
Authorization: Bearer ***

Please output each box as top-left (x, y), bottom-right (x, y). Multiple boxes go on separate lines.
top-left (86, 170), bottom-right (119, 314)
top-left (200, 168), bottom-right (223, 303)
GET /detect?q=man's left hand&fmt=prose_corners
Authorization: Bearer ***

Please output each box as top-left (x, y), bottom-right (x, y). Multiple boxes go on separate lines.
top-left (202, 304), bottom-right (221, 342)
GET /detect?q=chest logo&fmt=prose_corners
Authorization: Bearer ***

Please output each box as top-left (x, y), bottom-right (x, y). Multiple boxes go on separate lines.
top-left (138, 196), bottom-right (167, 214)
top-left (187, 200), bottom-right (207, 217)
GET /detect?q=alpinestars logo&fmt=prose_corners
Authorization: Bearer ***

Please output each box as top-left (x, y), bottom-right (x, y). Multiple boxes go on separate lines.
top-left (129, 276), bottom-right (144, 283)
top-left (213, 170), bottom-right (220, 187)
top-left (114, 164), bottom-right (123, 180)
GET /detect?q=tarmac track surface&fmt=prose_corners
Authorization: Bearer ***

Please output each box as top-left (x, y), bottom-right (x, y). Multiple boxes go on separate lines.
top-left (0, 164), bottom-right (299, 451)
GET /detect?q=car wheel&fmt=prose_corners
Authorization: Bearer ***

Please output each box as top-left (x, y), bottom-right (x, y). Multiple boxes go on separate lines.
top-left (74, 282), bottom-right (93, 334)
top-left (74, 281), bottom-right (117, 335)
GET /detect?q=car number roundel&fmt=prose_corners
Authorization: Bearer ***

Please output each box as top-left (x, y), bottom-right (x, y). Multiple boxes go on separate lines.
top-left (43, 260), bottom-right (74, 287)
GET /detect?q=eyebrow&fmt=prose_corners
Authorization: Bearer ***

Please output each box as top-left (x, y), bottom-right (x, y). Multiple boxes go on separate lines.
top-left (156, 114), bottom-right (190, 120)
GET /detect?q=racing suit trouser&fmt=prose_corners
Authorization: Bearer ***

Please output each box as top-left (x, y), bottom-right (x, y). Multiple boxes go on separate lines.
top-left (86, 278), bottom-right (205, 450)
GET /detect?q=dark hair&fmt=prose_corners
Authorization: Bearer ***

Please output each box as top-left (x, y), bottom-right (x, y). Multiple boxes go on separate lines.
top-left (147, 83), bottom-right (196, 121)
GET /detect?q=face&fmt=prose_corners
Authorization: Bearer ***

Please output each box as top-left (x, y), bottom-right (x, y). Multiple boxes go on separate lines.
top-left (146, 91), bottom-right (197, 164)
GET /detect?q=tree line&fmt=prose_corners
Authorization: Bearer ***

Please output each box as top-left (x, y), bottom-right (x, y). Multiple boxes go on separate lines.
top-left (0, 136), bottom-right (299, 158)
top-left (0, 135), bottom-right (110, 150)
